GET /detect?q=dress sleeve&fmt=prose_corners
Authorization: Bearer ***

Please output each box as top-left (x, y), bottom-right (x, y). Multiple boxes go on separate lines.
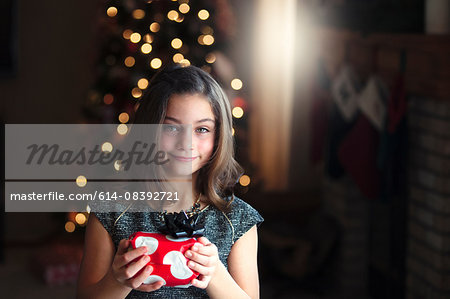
top-left (228, 197), bottom-right (264, 244)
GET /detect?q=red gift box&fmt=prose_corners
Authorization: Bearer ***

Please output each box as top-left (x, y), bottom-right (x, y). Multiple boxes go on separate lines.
top-left (129, 232), bottom-right (200, 287)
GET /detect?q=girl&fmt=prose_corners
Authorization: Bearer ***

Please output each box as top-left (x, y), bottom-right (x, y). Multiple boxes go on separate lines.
top-left (77, 65), bottom-right (263, 299)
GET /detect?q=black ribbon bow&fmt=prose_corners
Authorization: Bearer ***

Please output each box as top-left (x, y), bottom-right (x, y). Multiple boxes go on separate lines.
top-left (158, 210), bottom-right (205, 238)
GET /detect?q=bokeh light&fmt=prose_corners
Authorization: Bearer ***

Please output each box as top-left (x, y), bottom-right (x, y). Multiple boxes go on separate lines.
top-left (232, 107), bottom-right (244, 118)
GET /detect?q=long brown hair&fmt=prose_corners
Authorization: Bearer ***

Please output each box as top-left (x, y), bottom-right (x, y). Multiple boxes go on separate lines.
top-left (134, 64), bottom-right (242, 212)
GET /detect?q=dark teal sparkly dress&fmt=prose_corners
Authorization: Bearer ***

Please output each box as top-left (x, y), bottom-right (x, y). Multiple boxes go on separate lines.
top-left (93, 197), bottom-right (263, 299)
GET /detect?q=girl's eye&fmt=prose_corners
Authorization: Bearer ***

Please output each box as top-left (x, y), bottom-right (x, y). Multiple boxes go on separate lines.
top-left (196, 127), bottom-right (210, 134)
top-left (163, 125), bottom-right (180, 135)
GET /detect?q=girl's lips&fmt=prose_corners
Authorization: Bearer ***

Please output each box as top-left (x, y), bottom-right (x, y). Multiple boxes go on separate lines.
top-left (169, 153), bottom-right (198, 162)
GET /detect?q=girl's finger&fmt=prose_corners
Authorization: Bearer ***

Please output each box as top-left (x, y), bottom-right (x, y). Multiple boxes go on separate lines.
top-left (116, 246), bottom-right (148, 268)
top-left (191, 276), bottom-right (209, 289)
top-left (122, 255), bottom-right (151, 279)
top-left (187, 260), bottom-right (212, 276)
top-left (191, 242), bottom-right (217, 257)
top-left (197, 237), bottom-right (212, 246)
top-left (136, 280), bottom-right (165, 292)
top-left (126, 265), bottom-right (154, 289)
top-left (185, 250), bottom-right (212, 267)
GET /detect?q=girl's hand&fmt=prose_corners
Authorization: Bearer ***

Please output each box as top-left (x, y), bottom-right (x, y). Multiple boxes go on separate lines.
top-left (109, 239), bottom-right (164, 292)
top-left (185, 237), bottom-right (220, 289)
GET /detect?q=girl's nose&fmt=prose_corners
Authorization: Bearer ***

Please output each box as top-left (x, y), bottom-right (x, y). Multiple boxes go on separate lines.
top-left (176, 125), bottom-right (193, 151)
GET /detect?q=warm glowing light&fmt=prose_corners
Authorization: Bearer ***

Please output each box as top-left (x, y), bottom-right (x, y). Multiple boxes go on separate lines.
top-left (232, 127), bottom-right (235, 136)
top-left (171, 38), bottom-right (183, 49)
top-left (167, 10), bottom-right (179, 21)
top-left (107, 7), bottom-right (118, 17)
top-left (124, 56), bottom-right (135, 67)
top-left (198, 35), bottom-right (205, 45)
top-left (132, 87), bottom-right (143, 98)
top-left (118, 112), bottom-right (129, 123)
top-left (114, 160), bottom-right (122, 171)
top-left (117, 124), bottom-right (128, 135)
top-left (75, 213), bottom-right (87, 225)
top-left (130, 32), bottom-right (141, 43)
top-left (179, 59), bottom-right (190, 66)
top-left (175, 15), bottom-right (184, 23)
top-left (179, 3), bottom-right (190, 13)
top-left (137, 78), bottom-right (149, 89)
top-left (198, 9), bottom-right (209, 20)
top-left (103, 94), bottom-right (114, 105)
top-left (203, 34), bottom-right (214, 45)
top-left (205, 53), bottom-right (216, 63)
top-left (86, 205), bottom-right (91, 213)
top-left (65, 221), bottom-right (75, 233)
top-left (76, 175), bottom-right (87, 187)
top-left (231, 78), bottom-right (243, 90)
top-left (144, 34), bottom-right (153, 43)
top-left (122, 29), bottom-right (133, 40)
top-left (201, 26), bottom-right (213, 35)
top-left (150, 58), bottom-right (162, 69)
top-left (239, 175), bottom-right (251, 187)
top-left (173, 53), bottom-right (184, 63)
top-left (141, 43), bottom-right (152, 54)
top-left (102, 142), bottom-right (113, 153)
top-left (150, 22), bottom-right (160, 33)
top-left (132, 9), bottom-right (145, 19)
top-left (232, 107), bottom-right (244, 118)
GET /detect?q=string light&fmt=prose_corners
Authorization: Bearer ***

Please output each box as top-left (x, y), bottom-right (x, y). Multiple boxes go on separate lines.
top-left (138, 78), bottom-right (149, 89)
top-left (124, 56), bottom-right (135, 67)
top-left (239, 175), bottom-right (251, 186)
top-left (179, 3), bottom-right (190, 14)
top-left (173, 53), bottom-right (184, 63)
top-left (122, 29), bottom-right (133, 40)
top-left (118, 112), bottom-right (129, 123)
top-left (117, 124), bottom-right (128, 135)
top-left (232, 127), bottom-right (235, 136)
top-left (132, 87), bottom-right (143, 98)
top-left (106, 7), bottom-right (118, 17)
top-left (132, 9), bottom-right (145, 19)
top-left (171, 38), bottom-right (183, 49)
top-left (150, 22), bottom-right (160, 33)
top-left (167, 10), bottom-right (179, 21)
top-left (144, 34), bottom-right (153, 43)
top-left (175, 15), bottom-right (184, 23)
top-left (141, 43), bottom-right (152, 54)
top-left (198, 35), bottom-right (205, 45)
top-left (203, 34), bottom-right (214, 45)
top-left (103, 94), bottom-right (114, 105)
top-left (114, 160), bottom-right (122, 171)
top-left (198, 9), bottom-right (209, 20)
top-left (232, 107), bottom-right (244, 118)
top-left (205, 53), bottom-right (216, 63)
top-left (130, 32), bottom-right (141, 43)
top-left (150, 58), bottom-right (162, 69)
top-left (102, 142), bottom-right (113, 153)
top-left (76, 175), bottom-right (87, 187)
top-left (75, 213), bottom-right (87, 225)
top-left (180, 59), bottom-right (191, 66)
top-left (65, 221), bottom-right (75, 233)
top-left (231, 78), bottom-right (243, 90)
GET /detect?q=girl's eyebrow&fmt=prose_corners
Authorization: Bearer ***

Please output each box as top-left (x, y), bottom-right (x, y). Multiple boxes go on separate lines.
top-left (164, 116), bottom-right (215, 124)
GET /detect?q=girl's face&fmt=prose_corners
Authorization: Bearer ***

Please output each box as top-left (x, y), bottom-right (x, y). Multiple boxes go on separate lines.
top-left (160, 93), bottom-right (216, 178)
